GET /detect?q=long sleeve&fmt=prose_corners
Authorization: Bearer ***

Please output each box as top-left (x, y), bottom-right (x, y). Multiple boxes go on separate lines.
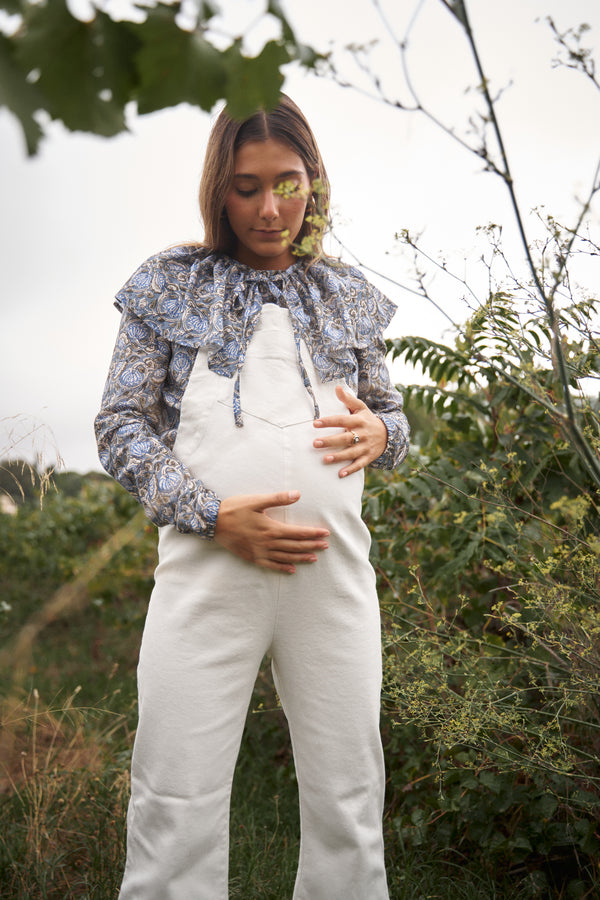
top-left (356, 337), bottom-right (410, 470)
top-left (94, 310), bottom-right (221, 538)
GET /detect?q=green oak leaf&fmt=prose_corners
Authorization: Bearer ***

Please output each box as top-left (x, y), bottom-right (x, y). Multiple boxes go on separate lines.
top-left (0, 0), bottom-right (23, 13)
top-left (133, 3), bottom-right (226, 115)
top-left (15, 0), bottom-right (138, 136)
top-left (91, 12), bottom-right (140, 109)
top-left (0, 32), bottom-right (43, 154)
top-left (222, 39), bottom-right (289, 121)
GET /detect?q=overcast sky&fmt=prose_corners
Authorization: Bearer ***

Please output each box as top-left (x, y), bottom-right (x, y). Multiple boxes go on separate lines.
top-left (1, 0), bottom-right (599, 473)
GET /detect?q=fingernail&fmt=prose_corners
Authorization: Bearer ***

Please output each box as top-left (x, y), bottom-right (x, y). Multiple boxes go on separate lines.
top-left (324, 455), bottom-right (334, 463)
top-left (313, 420), bottom-right (323, 427)
top-left (288, 490), bottom-right (300, 500)
top-left (340, 470), bottom-right (348, 478)
top-left (314, 440), bottom-right (324, 448)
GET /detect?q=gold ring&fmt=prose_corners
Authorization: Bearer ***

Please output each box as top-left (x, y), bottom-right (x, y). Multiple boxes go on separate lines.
top-left (350, 431), bottom-right (360, 445)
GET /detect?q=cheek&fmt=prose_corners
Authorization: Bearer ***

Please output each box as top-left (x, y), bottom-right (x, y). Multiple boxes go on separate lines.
top-left (224, 194), bottom-right (240, 220)
top-left (224, 195), bottom-right (249, 234)
top-left (289, 198), bottom-right (308, 229)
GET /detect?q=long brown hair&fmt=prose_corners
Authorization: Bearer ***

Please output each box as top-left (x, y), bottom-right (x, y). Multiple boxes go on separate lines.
top-left (199, 95), bottom-right (330, 259)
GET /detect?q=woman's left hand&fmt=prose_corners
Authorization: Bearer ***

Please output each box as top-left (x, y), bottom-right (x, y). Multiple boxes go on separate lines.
top-left (312, 385), bottom-right (388, 478)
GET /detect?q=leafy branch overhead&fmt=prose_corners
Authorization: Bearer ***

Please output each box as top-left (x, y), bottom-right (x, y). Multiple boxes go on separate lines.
top-left (0, 0), bottom-right (319, 155)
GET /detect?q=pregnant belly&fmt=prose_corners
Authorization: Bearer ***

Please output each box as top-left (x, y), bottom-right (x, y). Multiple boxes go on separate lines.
top-left (172, 336), bottom-right (365, 532)
top-left (190, 410), bottom-right (364, 530)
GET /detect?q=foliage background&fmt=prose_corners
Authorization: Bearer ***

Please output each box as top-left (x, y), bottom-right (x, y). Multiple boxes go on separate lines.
top-left (1, 0), bottom-right (599, 897)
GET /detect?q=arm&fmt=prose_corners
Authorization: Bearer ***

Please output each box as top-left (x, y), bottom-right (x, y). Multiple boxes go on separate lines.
top-left (94, 311), bottom-right (221, 538)
top-left (355, 337), bottom-right (410, 469)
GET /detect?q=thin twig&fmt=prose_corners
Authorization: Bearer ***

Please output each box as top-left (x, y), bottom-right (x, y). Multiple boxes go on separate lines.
top-left (332, 232), bottom-right (459, 326)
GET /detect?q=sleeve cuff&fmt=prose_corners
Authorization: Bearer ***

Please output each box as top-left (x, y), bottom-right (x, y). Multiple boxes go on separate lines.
top-left (370, 413), bottom-right (410, 469)
top-left (173, 489), bottom-right (222, 539)
top-left (202, 495), bottom-right (221, 540)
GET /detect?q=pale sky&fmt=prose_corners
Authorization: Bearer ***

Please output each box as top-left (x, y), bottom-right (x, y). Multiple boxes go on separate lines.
top-left (1, 0), bottom-right (599, 472)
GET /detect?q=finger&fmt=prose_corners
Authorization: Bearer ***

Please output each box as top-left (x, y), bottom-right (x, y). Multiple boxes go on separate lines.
top-left (337, 458), bottom-right (365, 478)
top-left (262, 520), bottom-right (331, 540)
top-left (269, 538), bottom-right (329, 553)
top-left (313, 429), bottom-right (359, 450)
top-left (313, 389), bottom-right (367, 432)
top-left (268, 549), bottom-right (320, 564)
top-left (250, 489), bottom-right (302, 511)
top-left (248, 491), bottom-right (331, 535)
top-left (313, 413), bottom-right (354, 430)
top-left (335, 384), bottom-right (367, 412)
top-left (260, 535), bottom-right (331, 563)
top-left (322, 445), bottom-right (366, 464)
top-left (260, 558), bottom-right (298, 574)
top-left (257, 549), bottom-right (323, 574)
top-left (321, 450), bottom-right (369, 477)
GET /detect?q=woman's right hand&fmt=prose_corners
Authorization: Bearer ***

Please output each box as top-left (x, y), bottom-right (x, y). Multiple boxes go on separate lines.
top-left (213, 491), bottom-right (329, 574)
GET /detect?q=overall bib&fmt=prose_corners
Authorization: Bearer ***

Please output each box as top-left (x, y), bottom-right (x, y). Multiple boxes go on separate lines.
top-left (119, 304), bottom-right (389, 900)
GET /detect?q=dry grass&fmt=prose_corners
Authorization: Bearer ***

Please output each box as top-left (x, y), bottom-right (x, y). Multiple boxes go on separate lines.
top-left (0, 689), bottom-right (131, 899)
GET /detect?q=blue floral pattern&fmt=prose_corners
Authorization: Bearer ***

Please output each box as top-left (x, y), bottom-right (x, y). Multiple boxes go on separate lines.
top-left (95, 246), bottom-right (410, 539)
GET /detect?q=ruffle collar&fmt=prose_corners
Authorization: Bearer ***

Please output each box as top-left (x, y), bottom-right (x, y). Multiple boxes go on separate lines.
top-left (115, 245), bottom-right (396, 375)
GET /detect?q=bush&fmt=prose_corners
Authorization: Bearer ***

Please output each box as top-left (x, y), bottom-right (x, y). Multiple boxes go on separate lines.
top-left (367, 286), bottom-right (600, 895)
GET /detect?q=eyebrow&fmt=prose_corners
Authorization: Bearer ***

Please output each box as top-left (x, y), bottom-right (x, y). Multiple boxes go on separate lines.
top-left (232, 170), bottom-right (305, 180)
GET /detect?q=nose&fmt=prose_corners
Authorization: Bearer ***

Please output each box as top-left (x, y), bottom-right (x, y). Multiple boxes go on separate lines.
top-left (259, 189), bottom-right (279, 221)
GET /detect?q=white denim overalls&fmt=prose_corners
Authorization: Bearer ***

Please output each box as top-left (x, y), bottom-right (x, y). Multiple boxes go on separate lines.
top-left (118, 303), bottom-right (390, 900)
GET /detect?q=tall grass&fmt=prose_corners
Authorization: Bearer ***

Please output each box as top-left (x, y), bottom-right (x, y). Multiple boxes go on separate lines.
top-left (1, 677), bottom-right (537, 900)
top-left (0, 689), bottom-right (129, 899)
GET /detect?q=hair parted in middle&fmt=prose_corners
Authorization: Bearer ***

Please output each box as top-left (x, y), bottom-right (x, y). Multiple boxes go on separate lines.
top-left (199, 94), bottom-right (330, 260)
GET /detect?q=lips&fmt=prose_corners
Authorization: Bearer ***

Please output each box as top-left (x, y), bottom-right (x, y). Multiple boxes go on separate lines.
top-left (253, 229), bottom-right (284, 240)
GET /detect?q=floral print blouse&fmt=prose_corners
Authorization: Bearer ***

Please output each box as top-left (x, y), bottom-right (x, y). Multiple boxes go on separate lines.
top-left (95, 245), bottom-right (410, 539)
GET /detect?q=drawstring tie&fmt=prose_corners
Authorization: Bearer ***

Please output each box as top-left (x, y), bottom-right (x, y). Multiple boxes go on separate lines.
top-left (232, 300), bottom-right (253, 427)
top-left (232, 276), bottom-right (320, 427)
top-left (290, 328), bottom-right (320, 422)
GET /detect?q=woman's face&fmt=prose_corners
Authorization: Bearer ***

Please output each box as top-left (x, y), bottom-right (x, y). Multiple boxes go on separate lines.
top-left (224, 138), bottom-right (311, 270)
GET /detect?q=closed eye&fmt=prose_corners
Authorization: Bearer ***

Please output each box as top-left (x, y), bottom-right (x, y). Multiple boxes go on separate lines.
top-left (275, 179), bottom-right (305, 198)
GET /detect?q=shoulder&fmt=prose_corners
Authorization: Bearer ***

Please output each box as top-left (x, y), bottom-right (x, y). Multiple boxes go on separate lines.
top-left (302, 257), bottom-right (383, 297)
top-left (113, 245), bottom-right (225, 347)
top-left (116, 244), bottom-right (214, 305)
top-left (299, 257), bottom-right (397, 327)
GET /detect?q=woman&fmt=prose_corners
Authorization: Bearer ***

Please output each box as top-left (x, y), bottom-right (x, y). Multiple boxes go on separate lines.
top-left (95, 94), bottom-right (409, 899)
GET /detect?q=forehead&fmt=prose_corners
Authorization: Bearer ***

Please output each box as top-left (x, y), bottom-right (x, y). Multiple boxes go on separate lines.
top-left (233, 138), bottom-right (307, 176)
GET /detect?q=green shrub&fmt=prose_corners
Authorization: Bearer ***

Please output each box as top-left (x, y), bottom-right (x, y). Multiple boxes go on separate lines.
top-left (368, 288), bottom-right (600, 895)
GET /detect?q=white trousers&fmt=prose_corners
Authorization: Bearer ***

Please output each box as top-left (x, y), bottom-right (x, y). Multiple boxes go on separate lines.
top-left (119, 305), bottom-right (389, 899)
